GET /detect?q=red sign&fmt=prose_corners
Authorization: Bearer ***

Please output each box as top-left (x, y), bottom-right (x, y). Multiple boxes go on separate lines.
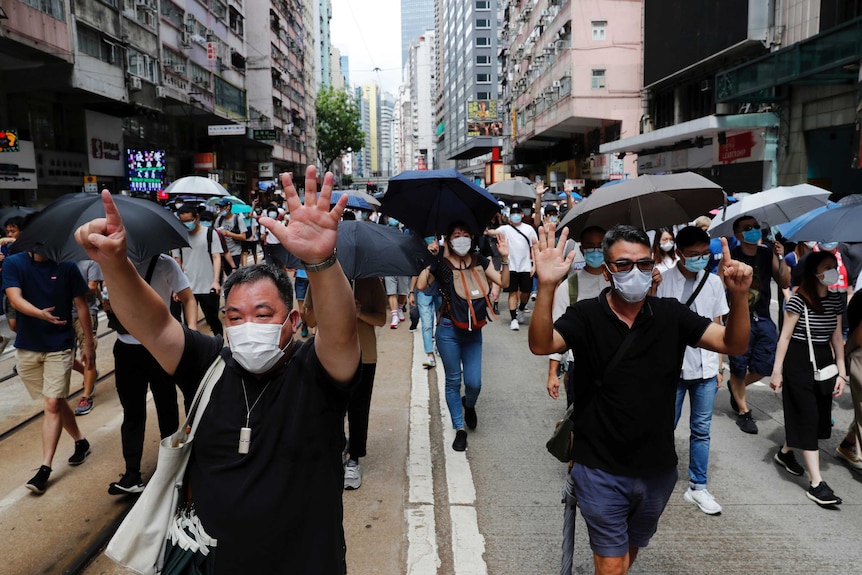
top-left (207, 42), bottom-right (217, 62)
top-left (718, 132), bottom-right (755, 164)
top-left (417, 156), bottom-right (427, 170)
top-left (194, 153), bottom-right (215, 170)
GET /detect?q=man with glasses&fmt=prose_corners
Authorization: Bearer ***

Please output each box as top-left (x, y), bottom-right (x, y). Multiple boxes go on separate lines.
top-left (530, 224), bottom-right (752, 575)
top-left (656, 226), bottom-right (728, 515)
top-left (728, 215), bottom-right (789, 434)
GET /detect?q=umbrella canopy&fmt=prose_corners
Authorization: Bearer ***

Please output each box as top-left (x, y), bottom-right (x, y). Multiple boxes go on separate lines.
top-left (206, 195), bottom-right (246, 206)
top-left (335, 189), bottom-right (381, 207)
top-left (707, 183), bottom-right (831, 237)
top-left (774, 202), bottom-right (841, 238)
top-left (786, 202), bottom-right (862, 243)
top-left (559, 172), bottom-right (725, 237)
top-left (0, 206), bottom-right (37, 227)
top-left (330, 191), bottom-right (377, 211)
top-left (487, 179), bottom-right (535, 201)
top-left (165, 176), bottom-right (229, 197)
top-left (382, 169), bottom-right (501, 236)
top-left (11, 193), bottom-right (189, 263)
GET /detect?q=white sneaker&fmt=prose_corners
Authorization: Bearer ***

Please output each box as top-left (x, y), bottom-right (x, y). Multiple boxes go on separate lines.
top-left (344, 459), bottom-right (362, 490)
top-left (516, 310), bottom-right (525, 324)
top-left (397, 308), bottom-right (405, 322)
top-left (390, 313), bottom-right (399, 329)
top-left (683, 487), bottom-right (722, 515)
top-left (509, 319), bottom-right (520, 331)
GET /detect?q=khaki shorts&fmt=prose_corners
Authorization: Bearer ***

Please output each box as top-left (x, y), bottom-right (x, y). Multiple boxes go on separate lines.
top-left (74, 314), bottom-right (98, 352)
top-left (16, 348), bottom-right (74, 400)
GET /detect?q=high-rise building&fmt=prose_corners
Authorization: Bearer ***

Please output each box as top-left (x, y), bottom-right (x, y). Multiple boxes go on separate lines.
top-left (357, 83), bottom-right (381, 177)
top-left (401, 0), bottom-right (435, 67)
top-left (380, 92), bottom-right (397, 177)
top-left (319, 0), bottom-right (333, 87)
top-left (400, 31), bottom-right (436, 171)
top-left (340, 55), bottom-right (350, 86)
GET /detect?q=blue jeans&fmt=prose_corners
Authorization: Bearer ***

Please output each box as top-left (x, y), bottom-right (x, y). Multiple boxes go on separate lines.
top-left (435, 317), bottom-right (483, 430)
top-left (674, 376), bottom-right (718, 489)
top-left (417, 291), bottom-right (441, 355)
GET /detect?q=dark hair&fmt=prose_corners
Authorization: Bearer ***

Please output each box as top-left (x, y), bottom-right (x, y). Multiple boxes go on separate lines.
top-left (4, 216), bottom-right (24, 230)
top-left (732, 215), bottom-right (757, 234)
top-left (602, 225), bottom-right (650, 262)
top-left (579, 225), bottom-right (606, 243)
top-left (797, 251), bottom-right (837, 313)
top-left (177, 204), bottom-right (198, 217)
top-left (651, 227), bottom-right (675, 262)
top-left (199, 210), bottom-right (215, 222)
top-left (445, 220), bottom-right (473, 239)
top-left (342, 210), bottom-right (356, 220)
top-left (223, 264), bottom-right (294, 311)
top-left (674, 226), bottom-right (710, 251)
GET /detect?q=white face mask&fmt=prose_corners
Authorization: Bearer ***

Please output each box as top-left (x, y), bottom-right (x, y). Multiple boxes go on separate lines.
top-left (818, 268), bottom-right (839, 287)
top-left (660, 241), bottom-right (675, 252)
top-left (450, 236), bottom-right (472, 256)
top-left (226, 319), bottom-right (292, 374)
top-left (608, 267), bottom-right (653, 303)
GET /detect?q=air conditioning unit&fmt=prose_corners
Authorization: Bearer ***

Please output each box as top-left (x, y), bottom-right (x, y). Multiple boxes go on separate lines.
top-left (128, 76), bottom-right (143, 91)
top-left (524, 5), bottom-right (532, 14)
top-left (156, 86), bottom-right (166, 99)
top-left (541, 10), bottom-right (549, 17)
top-left (163, 58), bottom-right (173, 67)
top-left (174, 64), bottom-right (186, 74)
top-left (205, 28), bottom-right (214, 37)
top-left (181, 31), bottom-right (191, 46)
top-left (552, 80), bottom-right (562, 88)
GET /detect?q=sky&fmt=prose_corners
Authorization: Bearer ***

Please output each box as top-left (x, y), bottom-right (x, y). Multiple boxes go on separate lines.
top-left (330, 0), bottom-right (402, 95)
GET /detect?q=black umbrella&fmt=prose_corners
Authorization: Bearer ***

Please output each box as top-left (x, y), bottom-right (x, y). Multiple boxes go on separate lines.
top-left (0, 206), bottom-right (37, 227)
top-left (383, 169), bottom-right (501, 236)
top-left (11, 193), bottom-right (189, 262)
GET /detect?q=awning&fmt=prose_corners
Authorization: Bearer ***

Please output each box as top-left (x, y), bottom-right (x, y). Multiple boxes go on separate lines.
top-left (598, 112), bottom-right (778, 155)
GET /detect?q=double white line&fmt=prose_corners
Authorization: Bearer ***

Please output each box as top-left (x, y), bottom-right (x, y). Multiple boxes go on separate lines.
top-left (406, 331), bottom-right (488, 574)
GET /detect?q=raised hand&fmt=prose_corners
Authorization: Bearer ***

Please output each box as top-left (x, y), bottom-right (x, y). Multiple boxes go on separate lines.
top-left (496, 231), bottom-right (509, 259)
top-left (74, 190), bottom-right (128, 266)
top-left (721, 237), bottom-right (753, 294)
top-left (532, 223), bottom-right (574, 286)
top-left (259, 167), bottom-right (348, 265)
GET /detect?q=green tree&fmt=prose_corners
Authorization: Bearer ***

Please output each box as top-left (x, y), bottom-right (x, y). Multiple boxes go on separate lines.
top-left (316, 86), bottom-right (364, 173)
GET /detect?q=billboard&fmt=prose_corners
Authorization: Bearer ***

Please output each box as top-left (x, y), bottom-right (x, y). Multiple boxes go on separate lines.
top-left (127, 149), bottom-right (166, 194)
top-left (467, 100), bottom-right (503, 137)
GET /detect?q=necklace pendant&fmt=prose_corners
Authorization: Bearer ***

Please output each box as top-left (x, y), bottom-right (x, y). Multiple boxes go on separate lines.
top-left (238, 427), bottom-right (252, 454)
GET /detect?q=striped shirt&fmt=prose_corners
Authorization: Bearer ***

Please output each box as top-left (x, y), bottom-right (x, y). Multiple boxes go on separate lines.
top-left (786, 292), bottom-right (844, 343)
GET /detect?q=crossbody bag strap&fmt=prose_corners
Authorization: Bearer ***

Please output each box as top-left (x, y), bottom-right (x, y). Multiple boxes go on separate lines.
top-left (179, 354), bottom-right (226, 441)
top-left (803, 304), bottom-right (818, 371)
top-left (684, 271), bottom-right (711, 308)
top-left (144, 255), bottom-right (159, 284)
top-left (509, 224), bottom-right (532, 249)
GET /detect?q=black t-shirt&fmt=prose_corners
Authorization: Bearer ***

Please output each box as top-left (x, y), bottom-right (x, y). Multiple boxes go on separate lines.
top-left (175, 327), bottom-right (360, 575)
top-left (554, 289), bottom-right (711, 477)
top-left (731, 245), bottom-right (775, 318)
top-left (848, 291), bottom-right (862, 334)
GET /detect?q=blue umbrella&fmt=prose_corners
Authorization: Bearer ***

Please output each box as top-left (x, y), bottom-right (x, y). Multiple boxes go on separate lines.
top-left (331, 191), bottom-right (374, 211)
top-left (787, 202), bottom-right (862, 243)
top-left (383, 169), bottom-right (501, 236)
top-left (774, 202), bottom-right (841, 238)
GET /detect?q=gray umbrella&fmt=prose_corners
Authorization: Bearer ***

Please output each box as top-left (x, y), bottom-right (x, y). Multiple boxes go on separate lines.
top-left (707, 183), bottom-right (831, 238)
top-left (786, 202), bottom-right (862, 242)
top-left (559, 172), bottom-right (725, 236)
top-left (487, 179), bottom-right (536, 201)
top-left (0, 206), bottom-right (37, 227)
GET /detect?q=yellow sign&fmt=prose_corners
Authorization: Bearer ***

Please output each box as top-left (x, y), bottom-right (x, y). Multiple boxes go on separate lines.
top-left (84, 175), bottom-right (97, 184)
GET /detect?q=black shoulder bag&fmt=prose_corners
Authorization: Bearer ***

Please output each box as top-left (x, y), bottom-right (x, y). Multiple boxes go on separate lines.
top-left (546, 328), bottom-right (639, 462)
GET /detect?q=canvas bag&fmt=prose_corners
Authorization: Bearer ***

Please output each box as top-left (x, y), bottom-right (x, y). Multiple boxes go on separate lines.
top-left (105, 354), bottom-right (226, 575)
top-left (441, 256), bottom-right (496, 331)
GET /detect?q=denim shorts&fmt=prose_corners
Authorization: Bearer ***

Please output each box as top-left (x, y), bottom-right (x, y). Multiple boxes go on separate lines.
top-left (294, 277), bottom-right (309, 301)
top-left (729, 316), bottom-right (777, 378)
top-left (571, 462), bottom-right (677, 557)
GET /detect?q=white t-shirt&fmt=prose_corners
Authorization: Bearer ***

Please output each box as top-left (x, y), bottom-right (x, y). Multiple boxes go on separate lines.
top-left (171, 226), bottom-right (223, 294)
top-left (656, 265), bottom-right (729, 380)
top-left (499, 223), bottom-right (538, 273)
top-left (264, 219), bottom-right (286, 245)
top-left (117, 255), bottom-right (191, 345)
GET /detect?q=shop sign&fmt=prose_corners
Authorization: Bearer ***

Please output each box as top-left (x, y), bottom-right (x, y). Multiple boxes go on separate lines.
top-left (258, 162), bottom-right (274, 177)
top-left (0, 130), bottom-right (19, 152)
top-left (194, 153), bottom-right (216, 170)
top-left (208, 124), bottom-right (246, 136)
top-left (0, 140), bottom-right (37, 189)
top-left (718, 131), bottom-right (757, 164)
top-left (253, 129), bottom-right (277, 141)
top-left (86, 111), bottom-right (124, 176)
top-left (127, 149), bottom-right (165, 193)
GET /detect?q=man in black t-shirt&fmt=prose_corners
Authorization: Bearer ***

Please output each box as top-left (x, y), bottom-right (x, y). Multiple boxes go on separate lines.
top-left (728, 215), bottom-right (790, 434)
top-left (76, 167), bottom-right (361, 575)
top-left (529, 224), bottom-right (753, 575)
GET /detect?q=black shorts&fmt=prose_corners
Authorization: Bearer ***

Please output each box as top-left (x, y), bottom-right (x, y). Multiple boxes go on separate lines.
top-left (505, 270), bottom-right (533, 294)
top-left (241, 240), bottom-right (257, 253)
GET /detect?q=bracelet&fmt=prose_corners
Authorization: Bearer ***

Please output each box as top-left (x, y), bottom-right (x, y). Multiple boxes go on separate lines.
top-left (302, 249), bottom-right (338, 273)
top-left (501, 259), bottom-right (509, 266)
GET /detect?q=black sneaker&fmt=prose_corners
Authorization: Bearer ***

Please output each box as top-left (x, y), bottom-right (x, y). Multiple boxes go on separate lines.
top-left (452, 429), bottom-right (467, 452)
top-left (25, 465), bottom-right (52, 494)
top-left (736, 411), bottom-right (758, 434)
top-left (462, 397), bottom-right (477, 430)
top-left (493, 302), bottom-right (499, 315)
top-left (774, 448), bottom-right (804, 476)
top-left (68, 438), bottom-right (91, 466)
top-left (108, 471), bottom-right (145, 495)
top-left (807, 481), bottom-right (842, 506)
top-left (730, 393), bottom-right (739, 413)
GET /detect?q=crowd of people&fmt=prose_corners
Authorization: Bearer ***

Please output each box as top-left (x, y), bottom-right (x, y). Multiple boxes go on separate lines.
top-left (1, 168), bottom-right (861, 575)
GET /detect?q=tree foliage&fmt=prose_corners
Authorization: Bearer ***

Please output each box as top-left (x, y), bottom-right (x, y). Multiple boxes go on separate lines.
top-left (316, 86), bottom-right (364, 173)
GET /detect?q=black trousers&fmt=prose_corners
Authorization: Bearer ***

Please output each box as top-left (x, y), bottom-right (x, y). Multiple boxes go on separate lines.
top-left (347, 363), bottom-right (376, 460)
top-left (171, 293), bottom-right (222, 336)
top-left (114, 340), bottom-right (183, 473)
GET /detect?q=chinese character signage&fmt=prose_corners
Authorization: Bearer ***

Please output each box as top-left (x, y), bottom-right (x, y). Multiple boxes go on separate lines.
top-left (0, 130), bottom-right (19, 153)
top-left (127, 149), bottom-right (165, 193)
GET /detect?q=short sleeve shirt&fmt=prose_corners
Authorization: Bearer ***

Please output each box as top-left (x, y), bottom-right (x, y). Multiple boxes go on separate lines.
top-left (785, 292), bottom-right (844, 344)
top-left (71, 260), bottom-right (103, 317)
top-left (172, 227), bottom-right (223, 294)
top-left (174, 327), bottom-right (360, 574)
top-left (554, 289), bottom-right (711, 477)
top-left (116, 255), bottom-right (191, 345)
top-left (731, 245), bottom-right (774, 318)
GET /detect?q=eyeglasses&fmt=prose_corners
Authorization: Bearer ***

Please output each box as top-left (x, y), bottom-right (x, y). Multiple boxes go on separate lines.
top-left (607, 259), bottom-right (655, 272)
top-left (740, 224), bottom-right (761, 232)
top-left (681, 251), bottom-right (711, 259)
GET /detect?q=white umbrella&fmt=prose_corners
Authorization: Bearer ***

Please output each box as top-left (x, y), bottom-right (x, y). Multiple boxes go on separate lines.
top-left (164, 176), bottom-right (229, 197)
top-left (707, 183), bottom-right (831, 238)
top-left (487, 179), bottom-right (535, 201)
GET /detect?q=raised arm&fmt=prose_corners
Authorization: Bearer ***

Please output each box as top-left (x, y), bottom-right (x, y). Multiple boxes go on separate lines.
top-left (75, 191), bottom-right (186, 375)
top-left (697, 238), bottom-right (752, 356)
top-left (259, 168), bottom-right (359, 383)
top-left (528, 223), bottom-right (575, 356)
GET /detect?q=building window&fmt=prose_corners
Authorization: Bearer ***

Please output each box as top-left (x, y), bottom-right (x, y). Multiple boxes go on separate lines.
top-left (476, 0), bottom-right (489, 9)
top-left (475, 37), bottom-right (490, 47)
top-left (476, 73), bottom-right (491, 84)
top-left (215, 76), bottom-right (247, 117)
top-left (476, 19), bottom-right (490, 29)
top-left (476, 91), bottom-right (491, 100)
top-left (77, 25), bottom-right (119, 65)
top-left (476, 55), bottom-right (490, 65)
top-left (20, 0), bottom-right (65, 21)
top-left (592, 69), bottom-right (606, 89)
top-left (592, 21), bottom-right (607, 41)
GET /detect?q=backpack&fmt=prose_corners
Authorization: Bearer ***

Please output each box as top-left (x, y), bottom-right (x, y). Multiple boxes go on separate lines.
top-left (440, 256), bottom-right (496, 331)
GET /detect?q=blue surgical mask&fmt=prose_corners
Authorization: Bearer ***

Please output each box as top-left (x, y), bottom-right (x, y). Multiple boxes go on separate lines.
top-left (549, 215), bottom-right (559, 224)
top-left (608, 267), bottom-right (653, 303)
top-left (818, 242), bottom-right (838, 251)
top-left (184, 221), bottom-right (196, 230)
top-left (200, 221), bottom-right (211, 228)
top-left (510, 213), bottom-right (522, 224)
top-left (388, 218), bottom-right (400, 227)
top-left (742, 229), bottom-right (761, 244)
top-left (683, 255), bottom-right (710, 273)
top-left (583, 248), bottom-right (604, 269)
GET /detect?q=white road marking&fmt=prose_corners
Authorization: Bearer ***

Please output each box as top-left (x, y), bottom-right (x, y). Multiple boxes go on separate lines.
top-left (450, 506), bottom-right (488, 575)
